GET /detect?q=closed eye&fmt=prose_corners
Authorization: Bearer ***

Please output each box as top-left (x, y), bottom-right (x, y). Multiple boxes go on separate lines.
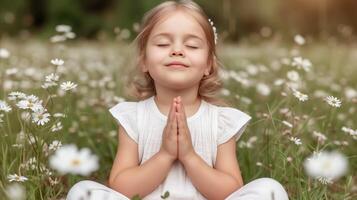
top-left (186, 45), bottom-right (198, 49)
top-left (157, 44), bottom-right (169, 47)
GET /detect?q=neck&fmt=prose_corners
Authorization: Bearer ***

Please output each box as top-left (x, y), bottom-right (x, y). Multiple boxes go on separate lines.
top-left (153, 83), bottom-right (201, 117)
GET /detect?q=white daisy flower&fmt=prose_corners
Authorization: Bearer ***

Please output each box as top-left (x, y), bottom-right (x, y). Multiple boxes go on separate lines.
top-left (55, 24), bottom-right (72, 33)
top-left (5, 68), bottom-right (18, 75)
top-left (49, 144), bottom-right (99, 176)
top-left (50, 58), bottom-right (64, 66)
top-left (60, 81), bottom-right (78, 91)
top-left (292, 89), bottom-right (309, 102)
top-left (32, 110), bottom-right (51, 126)
top-left (50, 35), bottom-right (66, 43)
top-left (303, 151), bottom-right (348, 183)
top-left (294, 34), bottom-right (305, 45)
top-left (287, 70), bottom-right (300, 82)
top-left (289, 137), bottom-right (302, 145)
top-left (8, 91), bottom-right (27, 101)
top-left (45, 73), bottom-right (59, 82)
top-left (317, 177), bottom-right (333, 185)
top-left (51, 122), bottom-right (63, 132)
top-left (49, 140), bottom-right (62, 151)
top-left (0, 100), bottom-right (12, 112)
top-left (256, 83), bottom-right (271, 96)
top-left (312, 131), bottom-right (327, 143)
top-left (324, 96), bottom-right (342, 107)
top-left (291, 56), bottom-right (312, 72)
top-left (341, 126), bottom-right (357, 136)
top-left (0, 48), bottom-right (10, 59)
top-left (65, 31), bottom-right (76, 39)
top-left (7, 174), bottom-right (28, 182)
top-left (24, 157), bottom-right (37, 170)
top-left (5, 183), bottom-right (26, 200)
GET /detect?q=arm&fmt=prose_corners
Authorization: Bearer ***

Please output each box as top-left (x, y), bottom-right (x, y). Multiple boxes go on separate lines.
top-left (181, 137), bottom-right (243, 200)
top-left (108, 126), bottom-right (175, 199)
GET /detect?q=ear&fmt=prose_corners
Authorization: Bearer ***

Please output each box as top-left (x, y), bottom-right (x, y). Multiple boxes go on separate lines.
top-left (205, 55), bottom-right (215, 75)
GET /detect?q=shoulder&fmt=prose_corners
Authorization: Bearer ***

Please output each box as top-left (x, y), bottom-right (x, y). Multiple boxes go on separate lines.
top-left (216, 105), bottom-right (252, 123)
top-left (109, 101), bottom-right (137, 115)
top-left (215, 105), bottom-right (252, 145)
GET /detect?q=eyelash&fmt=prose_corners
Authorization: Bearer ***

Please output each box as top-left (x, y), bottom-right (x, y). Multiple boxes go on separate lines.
top-left (157, 44), bottom-right (198, 49)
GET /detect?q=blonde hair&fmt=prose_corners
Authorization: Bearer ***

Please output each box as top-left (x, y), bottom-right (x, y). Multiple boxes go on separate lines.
top-left (124, 0), bottom-right (231, 107)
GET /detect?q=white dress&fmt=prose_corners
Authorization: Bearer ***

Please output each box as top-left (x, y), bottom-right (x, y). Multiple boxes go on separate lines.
top-left (108, 95), bottom-right (251, 200)
top-left (66, 95), bottom-right (289, 200)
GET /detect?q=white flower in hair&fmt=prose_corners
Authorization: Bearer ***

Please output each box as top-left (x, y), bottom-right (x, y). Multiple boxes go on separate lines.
top-left (208, 18), bottom-right (218, 45)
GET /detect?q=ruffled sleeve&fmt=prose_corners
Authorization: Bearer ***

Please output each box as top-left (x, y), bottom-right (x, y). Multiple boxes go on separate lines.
top-left (217, 107), bottom-right (252, 145)
top-left (109, 102), bottom-right (139, 143)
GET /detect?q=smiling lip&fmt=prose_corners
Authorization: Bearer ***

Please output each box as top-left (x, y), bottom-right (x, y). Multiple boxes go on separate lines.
top-left (166, 61), bottom-right (188, 68)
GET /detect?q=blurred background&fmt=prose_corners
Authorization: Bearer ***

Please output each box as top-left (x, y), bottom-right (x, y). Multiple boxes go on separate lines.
top-left (0, 0), bottom-right (356, 42)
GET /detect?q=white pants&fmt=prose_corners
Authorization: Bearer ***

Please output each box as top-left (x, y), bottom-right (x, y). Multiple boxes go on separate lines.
top-left (67, 177), bottom-right (289, 200)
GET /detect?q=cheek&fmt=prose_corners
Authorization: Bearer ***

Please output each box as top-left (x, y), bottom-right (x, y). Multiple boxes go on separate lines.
top-left (189, 51), bottom-right (209, 66)
top-left (145, 46), bottom-right (167, 63)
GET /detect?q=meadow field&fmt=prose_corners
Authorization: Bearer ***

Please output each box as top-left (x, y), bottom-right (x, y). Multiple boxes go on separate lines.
top-left (0, 35), bottom-right (356, 199)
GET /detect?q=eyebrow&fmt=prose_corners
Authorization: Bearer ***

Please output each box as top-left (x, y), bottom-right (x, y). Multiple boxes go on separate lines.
top-left (152, 32), bottom-right (204, 42)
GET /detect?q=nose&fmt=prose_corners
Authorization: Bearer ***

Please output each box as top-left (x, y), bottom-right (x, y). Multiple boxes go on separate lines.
top-left (170, 49), bottom-right (185, 57)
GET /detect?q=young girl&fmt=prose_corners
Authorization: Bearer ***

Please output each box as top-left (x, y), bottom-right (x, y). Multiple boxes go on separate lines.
top-left (67, 1), bottom-right (289, 199)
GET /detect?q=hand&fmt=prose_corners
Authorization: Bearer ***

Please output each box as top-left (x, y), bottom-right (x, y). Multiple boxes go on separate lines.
top-left (175, 96), bottom-right (195, 163)
top-left (159, 97), bottom-right (179, 162)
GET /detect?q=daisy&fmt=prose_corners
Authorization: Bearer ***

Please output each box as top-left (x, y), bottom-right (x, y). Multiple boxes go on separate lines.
top-left (303, 151), bottom-right (348, 183)
top-left (49, 144), bottom-right (99, 176)
top-left (50, 58), bottom-right (64, 66)
top-left (8, 91), bottom-right (26, 101)
top-left (291, 56), bottom-right (312, 72)
top-left (5, 183), bottom-right (26, 200)
top-left (0, 48), bottom-right (10, 59)
top-left (7, 174), bottom-right (28, 182)
top-left (50, 35), bottom-right (66, 43)
top-left (0, 100), bottom-right (12, 112)
top-left (45, 73), bottom-right (59, 82)
top-left (60, 81), bottom-right (78, 91)
top-left (32, 110), bottom-right (51, 126)
top-left (51, 122), bottom-right (63, 132)
top-left (49, 140), bottom-right (62, 151)
top-left (292, 89), bottom-right (309, 102)
top-left (287, 70), bottom-right (300, 82)
top-left (324, 96), bottom-right (342, 107)
top-left (317, 177), bottom-right (333, 185)
top-left (65, 31), bottom-right (76, 39)
top-left (294, 34), bottom-right (305, 45)
top-left (55, 24), bottom-right (72, 33)
top-left (256, 83), bottom-right (271, 96)
top-left (16, 95), bottom-right (44, 112)
top-left (312, 131), bottom-right (327, 143)
top-left (341, 126), bottom-right (357, 136)
top-left (289, 137), bottom-right (302, 145)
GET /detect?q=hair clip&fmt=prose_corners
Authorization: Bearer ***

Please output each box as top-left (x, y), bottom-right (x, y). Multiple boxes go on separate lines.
top-left (208, 18), bottom-right (218, 45)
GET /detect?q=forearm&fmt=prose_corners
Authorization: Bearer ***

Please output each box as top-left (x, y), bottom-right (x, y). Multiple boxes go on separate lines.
top-left (110, 151), bottom-right (175, 199)
top-left (181, 153), bottom-right (242, 200)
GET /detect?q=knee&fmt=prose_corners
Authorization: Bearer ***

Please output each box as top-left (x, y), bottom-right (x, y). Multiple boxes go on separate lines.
top-left (67, 180), bottom-right (97, 200)
top-left (248, 178), bottom-right (289, 200)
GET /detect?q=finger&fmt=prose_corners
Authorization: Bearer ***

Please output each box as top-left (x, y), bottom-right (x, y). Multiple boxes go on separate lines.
top-left (173, 111), bottom-right (178, 134)
top-left (168, 98), bottom-right (175, 129)
top-left (179, 98), bottom-right (187, 119)
top-left (176, 112), bottom-right (184, 133)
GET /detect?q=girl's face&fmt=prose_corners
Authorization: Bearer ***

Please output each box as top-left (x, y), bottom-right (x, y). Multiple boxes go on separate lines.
top-left (143, 11), bottom-right (210, 90)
